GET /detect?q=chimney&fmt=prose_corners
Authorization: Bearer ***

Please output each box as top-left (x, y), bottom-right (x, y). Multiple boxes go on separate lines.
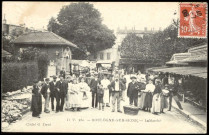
top-left (144, 27), bottom-right (147, 31)
top-left (3, 14), bottom-right (6, 24)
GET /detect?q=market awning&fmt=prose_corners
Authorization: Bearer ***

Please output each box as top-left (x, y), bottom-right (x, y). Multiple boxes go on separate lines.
top-left (166, 60), bottom-right (188, 65)
top-left (150, 66), bottom-right (207, 79)
top-left (179, 55), bottom-right (207, 63)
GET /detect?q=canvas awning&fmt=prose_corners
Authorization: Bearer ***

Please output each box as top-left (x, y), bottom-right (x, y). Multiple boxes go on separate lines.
top-left (150, 66), bottom-right (207, 79)
top-left (166, 60), bottom-right (188, 65)
top-left (179, 55), bottom-right (207, 63)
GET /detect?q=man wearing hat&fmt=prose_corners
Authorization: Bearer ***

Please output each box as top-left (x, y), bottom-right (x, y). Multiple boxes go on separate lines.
top-left (60, 68), bottom-right (66, 79)
top-left (41, 78), bottom-right (51, 113)
top-left (56, 76), bottom-right (68, 112)
top-left (127, 76), bottom-right (140, 107)
top-left (108, 74), bottom-right (125, 113)
top-left (89, 73), bottom-right (99, 108)
top-left (49, 76), bottom-right (57, 111)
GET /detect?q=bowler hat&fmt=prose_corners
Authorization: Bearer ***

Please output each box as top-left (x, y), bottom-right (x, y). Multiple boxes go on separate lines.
top-left (53, 76), bottom-right (57, 79)
top-left (164, 84), bottom-right (169, 87)
top-left (45, 78), bottom-right (50, 81)
top-left (130, 76), bottom-right (137, 79)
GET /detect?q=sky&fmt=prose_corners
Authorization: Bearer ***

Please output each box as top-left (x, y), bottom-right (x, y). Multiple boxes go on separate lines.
top-left (2, 2), bottom-right (179, 32)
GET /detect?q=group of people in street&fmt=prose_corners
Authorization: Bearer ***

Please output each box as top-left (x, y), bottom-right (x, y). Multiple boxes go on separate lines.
top-left (127, 71), bottom-right (183, 115)
top-left (31, 68), bottom-right (182, 118)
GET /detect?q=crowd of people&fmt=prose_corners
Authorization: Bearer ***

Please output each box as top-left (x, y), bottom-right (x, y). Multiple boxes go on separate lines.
top-left (31, 69), bottom-right (182, 118)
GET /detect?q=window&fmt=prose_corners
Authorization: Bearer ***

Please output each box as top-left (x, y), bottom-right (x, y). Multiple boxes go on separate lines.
top-left (100, 53), bottom-right (104, 60)
top-left (107, 53), bottom-right (111, 60)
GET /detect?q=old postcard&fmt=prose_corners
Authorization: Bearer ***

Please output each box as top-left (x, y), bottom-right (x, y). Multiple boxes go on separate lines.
top-left (2, 1), bottom-right (207, 133)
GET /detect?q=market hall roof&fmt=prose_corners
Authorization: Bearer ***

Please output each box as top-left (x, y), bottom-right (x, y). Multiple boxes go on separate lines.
top-left (12, 31), bottom-right (78, 48)
top-left (148, 66), bottom-right (207, 79)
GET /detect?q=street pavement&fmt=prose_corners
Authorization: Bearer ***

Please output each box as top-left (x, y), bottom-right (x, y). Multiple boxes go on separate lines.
top-left (3, 95), bottom-right (206, 133)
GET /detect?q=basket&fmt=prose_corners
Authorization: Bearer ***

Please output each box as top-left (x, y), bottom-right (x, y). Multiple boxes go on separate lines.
top-left (123, 106), bottom-right (140, 115)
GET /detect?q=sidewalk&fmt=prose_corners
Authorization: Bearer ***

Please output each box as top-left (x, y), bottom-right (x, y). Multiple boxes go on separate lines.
top-left (172, 99), bottom-right (207, 129)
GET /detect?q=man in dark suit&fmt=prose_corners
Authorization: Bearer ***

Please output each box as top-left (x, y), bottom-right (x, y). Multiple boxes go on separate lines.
top-left (60, 68), bottom-right (66, 79)
top-left (89, 73), bottom-right (99, 108)
top-left (127, 76), bottom-right (140, 107)
top-left (55, 76), bottom-right (68, 112)
top-left (49, 76), bottom-right (57, 111)
top-left (41, 78), bottom-right (50, 113)
top-left (108, 74), bottom-right (125, 113)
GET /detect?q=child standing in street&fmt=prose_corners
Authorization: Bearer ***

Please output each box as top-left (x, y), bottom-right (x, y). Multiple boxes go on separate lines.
top-left (97, 81), bottom-right (104, 111)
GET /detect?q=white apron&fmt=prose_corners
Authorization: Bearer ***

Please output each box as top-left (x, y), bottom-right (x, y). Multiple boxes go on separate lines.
top-left (101, 79), bottom-right (110, 104)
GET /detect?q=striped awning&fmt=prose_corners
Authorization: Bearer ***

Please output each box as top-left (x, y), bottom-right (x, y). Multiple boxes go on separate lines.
top-left (149, 66), bottom-right (207, 79)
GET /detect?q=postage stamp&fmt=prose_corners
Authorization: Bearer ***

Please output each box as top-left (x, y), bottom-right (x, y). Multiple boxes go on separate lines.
top-left (178, 3), bottom-right (207, 38)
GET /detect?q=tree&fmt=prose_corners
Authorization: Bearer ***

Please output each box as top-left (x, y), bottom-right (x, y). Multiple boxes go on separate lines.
top-left (47, 17), bottom-right (60, 34)
top-left (121, 33), bottom-right (146, 60)
top-left (20, 47), bottom-right (40, 62)
top-left (37, 52), bottom-right (49, 81)
top-left (146, 24), bottom-right (207, 64)
top-left (47, 2), bottom-right (116, 59)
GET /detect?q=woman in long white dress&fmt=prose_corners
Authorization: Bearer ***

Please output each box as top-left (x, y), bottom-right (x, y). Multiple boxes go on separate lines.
top-left (68, 78), bottom-right (81, 111)
top-left (140, 79), bottom-right (155, 112)
top-left (65, 80), bottom-right (72, 110)
top-left (101, 74), bottom-right (111, 107)
top-left (151, 79), bottom-right (162, 114)
top-left (78, 77), bottom-right (91, 109)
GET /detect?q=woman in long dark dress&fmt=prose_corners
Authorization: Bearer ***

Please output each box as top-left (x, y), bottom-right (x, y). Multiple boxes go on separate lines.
top-left (31, 80), bottom-right (42, 118)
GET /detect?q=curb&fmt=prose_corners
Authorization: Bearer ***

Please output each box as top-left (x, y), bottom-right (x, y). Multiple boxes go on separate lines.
top-left (172, 105), bottom-right (206, 130)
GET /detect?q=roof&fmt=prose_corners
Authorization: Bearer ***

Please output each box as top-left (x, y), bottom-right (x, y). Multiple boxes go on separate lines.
top-left (179, 55), bottom-right (207, 63)
top-left (12, 31), bottom-right (78, 48)
top-left (170, 53), bottom-right (191, 61)
top-left (166, 60), bottom-right (188, 65)
top-left (149, 66), bottom-right (207, 79)
top-left (2, 50), bottom-right (12, 57)
top-left (188, 44), bottom-right (207, 53)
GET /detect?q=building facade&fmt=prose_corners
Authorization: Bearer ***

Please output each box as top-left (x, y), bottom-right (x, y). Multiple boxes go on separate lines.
top-left (12, 31), bottom-right (78, 77)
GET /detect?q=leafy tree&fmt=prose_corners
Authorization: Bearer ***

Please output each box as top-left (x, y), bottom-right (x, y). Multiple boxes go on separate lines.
top-left (120, 23), bottom-right (207, 66)
top-left (121, 33), bottom-right (144, 59)
top-left (20, 47), bottom-right (40, 62)
top-left (37, 52), bottom-right (49, 81)
top-left (47, 2), bottom-right (116, 59)
top-left (47, 17), bottom-right (61, 34)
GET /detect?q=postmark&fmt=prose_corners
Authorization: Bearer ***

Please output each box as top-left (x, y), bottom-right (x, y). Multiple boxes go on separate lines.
top-left (178, 2), bottom-right (207, 38)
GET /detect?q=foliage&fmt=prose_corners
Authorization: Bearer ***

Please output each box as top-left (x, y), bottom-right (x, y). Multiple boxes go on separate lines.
top-left (47, 17), bottom-right (60, 34)
top-left (121, 33), bottom-right (144, 59)
top-left (19, 47), bottom-right (49, 81)
top-left (47, 2), bottom-right (116, 59)
top-left (37, 52), bottom-right (49, 81)
top-left (121, 24), bottom-right (207, 65)
top-left (2, 62), bottom-right (38, 93)
top-left (20, 47), bottom-right (40, 62)
top-left (3, 27), bottom-right (24, 55)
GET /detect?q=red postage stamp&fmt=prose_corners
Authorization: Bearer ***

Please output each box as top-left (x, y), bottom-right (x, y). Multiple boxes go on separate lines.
top-left (179, 3), bottom-right (207, 38)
